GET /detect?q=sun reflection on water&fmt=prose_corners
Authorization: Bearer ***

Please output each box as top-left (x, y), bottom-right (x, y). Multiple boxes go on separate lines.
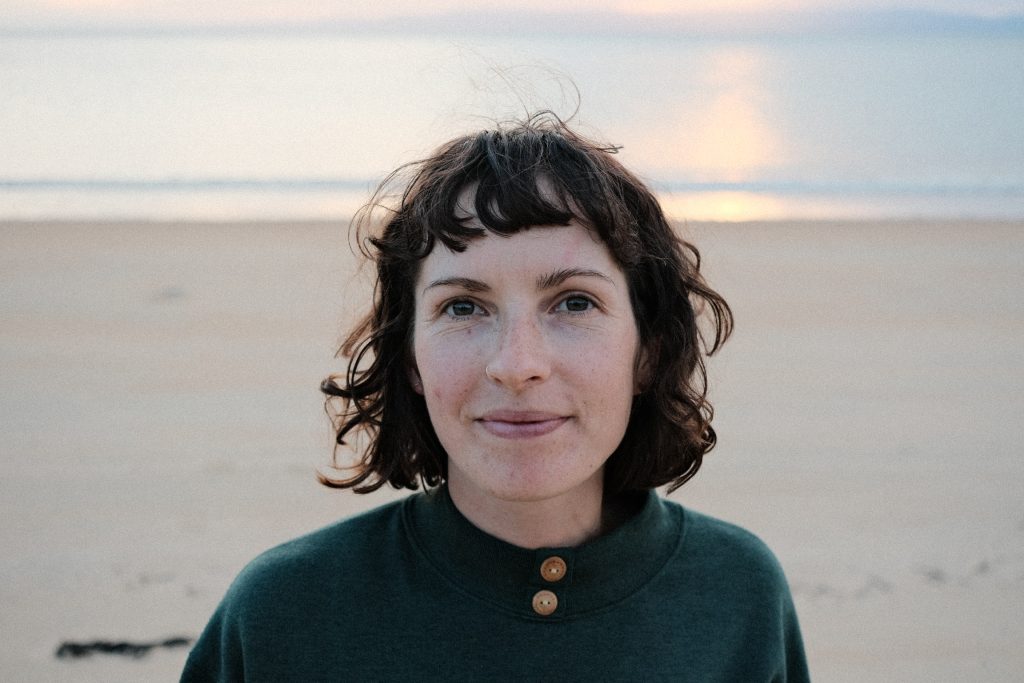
top-left (659, 191), bottom-right (792, 222)
top-left (632, 48), bottom-right (788, 184)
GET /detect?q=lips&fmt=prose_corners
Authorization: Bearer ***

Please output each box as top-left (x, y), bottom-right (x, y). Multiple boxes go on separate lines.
top-left (476, 411), bottom-right (570, 439)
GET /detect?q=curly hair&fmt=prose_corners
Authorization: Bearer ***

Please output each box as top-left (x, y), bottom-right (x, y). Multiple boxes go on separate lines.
top-left (320, 112), bottom-right (732, 496)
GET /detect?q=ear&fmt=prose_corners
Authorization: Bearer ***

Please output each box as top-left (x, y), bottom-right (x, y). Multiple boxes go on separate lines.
top-left (408, 365), bottom-right (424, 395)
top-left (634, 344), bottom-right (653, 395)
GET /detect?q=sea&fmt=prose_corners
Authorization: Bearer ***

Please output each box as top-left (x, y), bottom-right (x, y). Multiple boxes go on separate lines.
top-left (2, 26), bottom-right (1022, 221)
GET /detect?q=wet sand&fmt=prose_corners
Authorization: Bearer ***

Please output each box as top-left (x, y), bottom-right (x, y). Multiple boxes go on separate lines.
top-left (1, 220), bottom-right (1022, 681)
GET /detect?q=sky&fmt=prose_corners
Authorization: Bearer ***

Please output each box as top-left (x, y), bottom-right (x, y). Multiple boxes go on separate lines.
top-left (2, 0), bottom-right (1021, 30)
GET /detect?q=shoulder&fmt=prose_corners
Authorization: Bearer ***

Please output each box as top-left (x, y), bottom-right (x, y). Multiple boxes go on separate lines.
top-left (667, 501), bottom-right (792, 598)
top-left (222, 495), bottom-right (412, 611)
top-left (258, 495), bottom-right (407, 562)
top-left (674, 502), bottom-right (784, 569)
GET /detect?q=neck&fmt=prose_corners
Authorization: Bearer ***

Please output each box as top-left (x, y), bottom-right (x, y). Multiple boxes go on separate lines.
top-left (447, 474), bottom-right (605, 549)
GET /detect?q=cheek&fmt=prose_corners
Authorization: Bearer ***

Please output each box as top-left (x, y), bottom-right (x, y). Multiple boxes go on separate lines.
top-left (589, 334), bottom-right (640, 383)
top-left (426, 382), bottom-right (459, 410)
top-left (422, 376), bottom-right (477, 451)
top-left (592, 340), bottom-right (642, 423)
top-left (415, 340), bottom-right (481, 414)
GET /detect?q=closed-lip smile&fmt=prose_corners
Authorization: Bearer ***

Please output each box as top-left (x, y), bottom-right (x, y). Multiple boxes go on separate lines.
top-left (476, 410), bottom-right (570, 439)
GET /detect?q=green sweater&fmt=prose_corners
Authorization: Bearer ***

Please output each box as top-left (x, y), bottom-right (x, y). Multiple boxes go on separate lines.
top-left (182, 488), bottom-right (808, 681)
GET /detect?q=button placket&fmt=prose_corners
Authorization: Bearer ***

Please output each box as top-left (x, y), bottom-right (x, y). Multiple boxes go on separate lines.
top-left (528, 551), bottom-right (573, 616)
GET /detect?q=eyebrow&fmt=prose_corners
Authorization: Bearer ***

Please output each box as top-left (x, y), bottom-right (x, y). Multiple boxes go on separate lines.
top-left (422, 277), bottom-right (491, 295)
top-left (422, 268), bottom-right (614, 295)
top-left (536, 268), bottom-right (614, 290)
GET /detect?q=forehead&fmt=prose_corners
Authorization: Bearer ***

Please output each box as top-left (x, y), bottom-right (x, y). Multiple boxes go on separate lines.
top-left (416, 222), bottom-right (624, 290)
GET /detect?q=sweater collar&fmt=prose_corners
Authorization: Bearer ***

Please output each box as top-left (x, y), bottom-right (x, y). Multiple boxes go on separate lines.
top-left (404, 485), bottom-right (683, 621)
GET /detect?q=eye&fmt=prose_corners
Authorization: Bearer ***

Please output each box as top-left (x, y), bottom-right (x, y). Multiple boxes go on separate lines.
top-left (444, 299), bottom-right (481, 319)
top-left (556, 295), bottom-right (596, 314)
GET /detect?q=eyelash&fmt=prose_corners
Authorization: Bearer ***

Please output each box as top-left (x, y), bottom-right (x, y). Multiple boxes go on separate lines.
top-left (440, 293), bottom-right (598, 320)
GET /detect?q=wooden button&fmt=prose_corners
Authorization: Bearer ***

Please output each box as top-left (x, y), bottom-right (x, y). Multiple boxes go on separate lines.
top-left (539, 556), bottom-right (567, 583)
top-left (532, 590), bottom-right (558, 616)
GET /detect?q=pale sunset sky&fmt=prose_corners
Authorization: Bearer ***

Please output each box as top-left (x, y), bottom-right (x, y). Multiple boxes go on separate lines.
top-left (2, 0), bottom-right (1020, 28)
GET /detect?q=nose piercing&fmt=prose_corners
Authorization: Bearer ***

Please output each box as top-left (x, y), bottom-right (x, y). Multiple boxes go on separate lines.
top-left (484, 362), bottom-right (504, 383)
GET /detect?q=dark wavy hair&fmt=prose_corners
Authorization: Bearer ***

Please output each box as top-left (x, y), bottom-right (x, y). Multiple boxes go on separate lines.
top-left (320, 112), bottom-right (732, 496)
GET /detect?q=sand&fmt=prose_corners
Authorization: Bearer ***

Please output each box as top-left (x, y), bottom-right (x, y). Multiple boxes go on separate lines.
top-left (1, 219), bottom-right (1022, 681)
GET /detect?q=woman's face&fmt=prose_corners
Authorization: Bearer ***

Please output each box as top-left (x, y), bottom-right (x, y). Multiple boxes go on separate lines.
top-left (412, 220), bottom-right (642, 508)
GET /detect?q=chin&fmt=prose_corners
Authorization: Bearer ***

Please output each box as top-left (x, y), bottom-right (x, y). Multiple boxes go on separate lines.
top-left (477, 467), bottom-right (604, 506)
top-left (483, 484), bottom-right (564, 504)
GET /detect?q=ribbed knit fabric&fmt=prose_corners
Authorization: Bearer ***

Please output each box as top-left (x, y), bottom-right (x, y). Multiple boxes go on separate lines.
top-left (182, 488), bottom-right (809, 682)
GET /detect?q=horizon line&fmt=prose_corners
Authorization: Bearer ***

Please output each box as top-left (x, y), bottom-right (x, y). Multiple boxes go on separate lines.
top-left (3, 176), bottom-right (1023, 197)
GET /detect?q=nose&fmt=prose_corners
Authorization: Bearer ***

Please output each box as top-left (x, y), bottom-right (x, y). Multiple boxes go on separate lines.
top-left (484, 312), bottom-right (551, 391)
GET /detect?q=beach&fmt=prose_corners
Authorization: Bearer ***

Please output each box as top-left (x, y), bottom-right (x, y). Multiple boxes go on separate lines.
top-left (1, 219), bottom-right (1022, 681)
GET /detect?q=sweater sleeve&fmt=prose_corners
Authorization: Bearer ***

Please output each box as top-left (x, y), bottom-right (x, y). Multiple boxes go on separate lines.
top-left (180, 590), bottom-right (246, 683)
top-left (781, 585), bottom-right (810, 682)
top-left (179, 546), bottom-right (283, 683)
top-left (178, 505), bottom-right (399, 682)
top-left (678, 507), bottom-right (811, 682)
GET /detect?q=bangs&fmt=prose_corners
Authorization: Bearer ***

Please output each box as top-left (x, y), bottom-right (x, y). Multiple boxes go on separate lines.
top-left (404, 125), bottom-right (628, 257)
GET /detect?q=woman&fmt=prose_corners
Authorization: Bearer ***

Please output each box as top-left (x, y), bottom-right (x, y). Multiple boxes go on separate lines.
top-left (183, 113), bottom-right (809, 681)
